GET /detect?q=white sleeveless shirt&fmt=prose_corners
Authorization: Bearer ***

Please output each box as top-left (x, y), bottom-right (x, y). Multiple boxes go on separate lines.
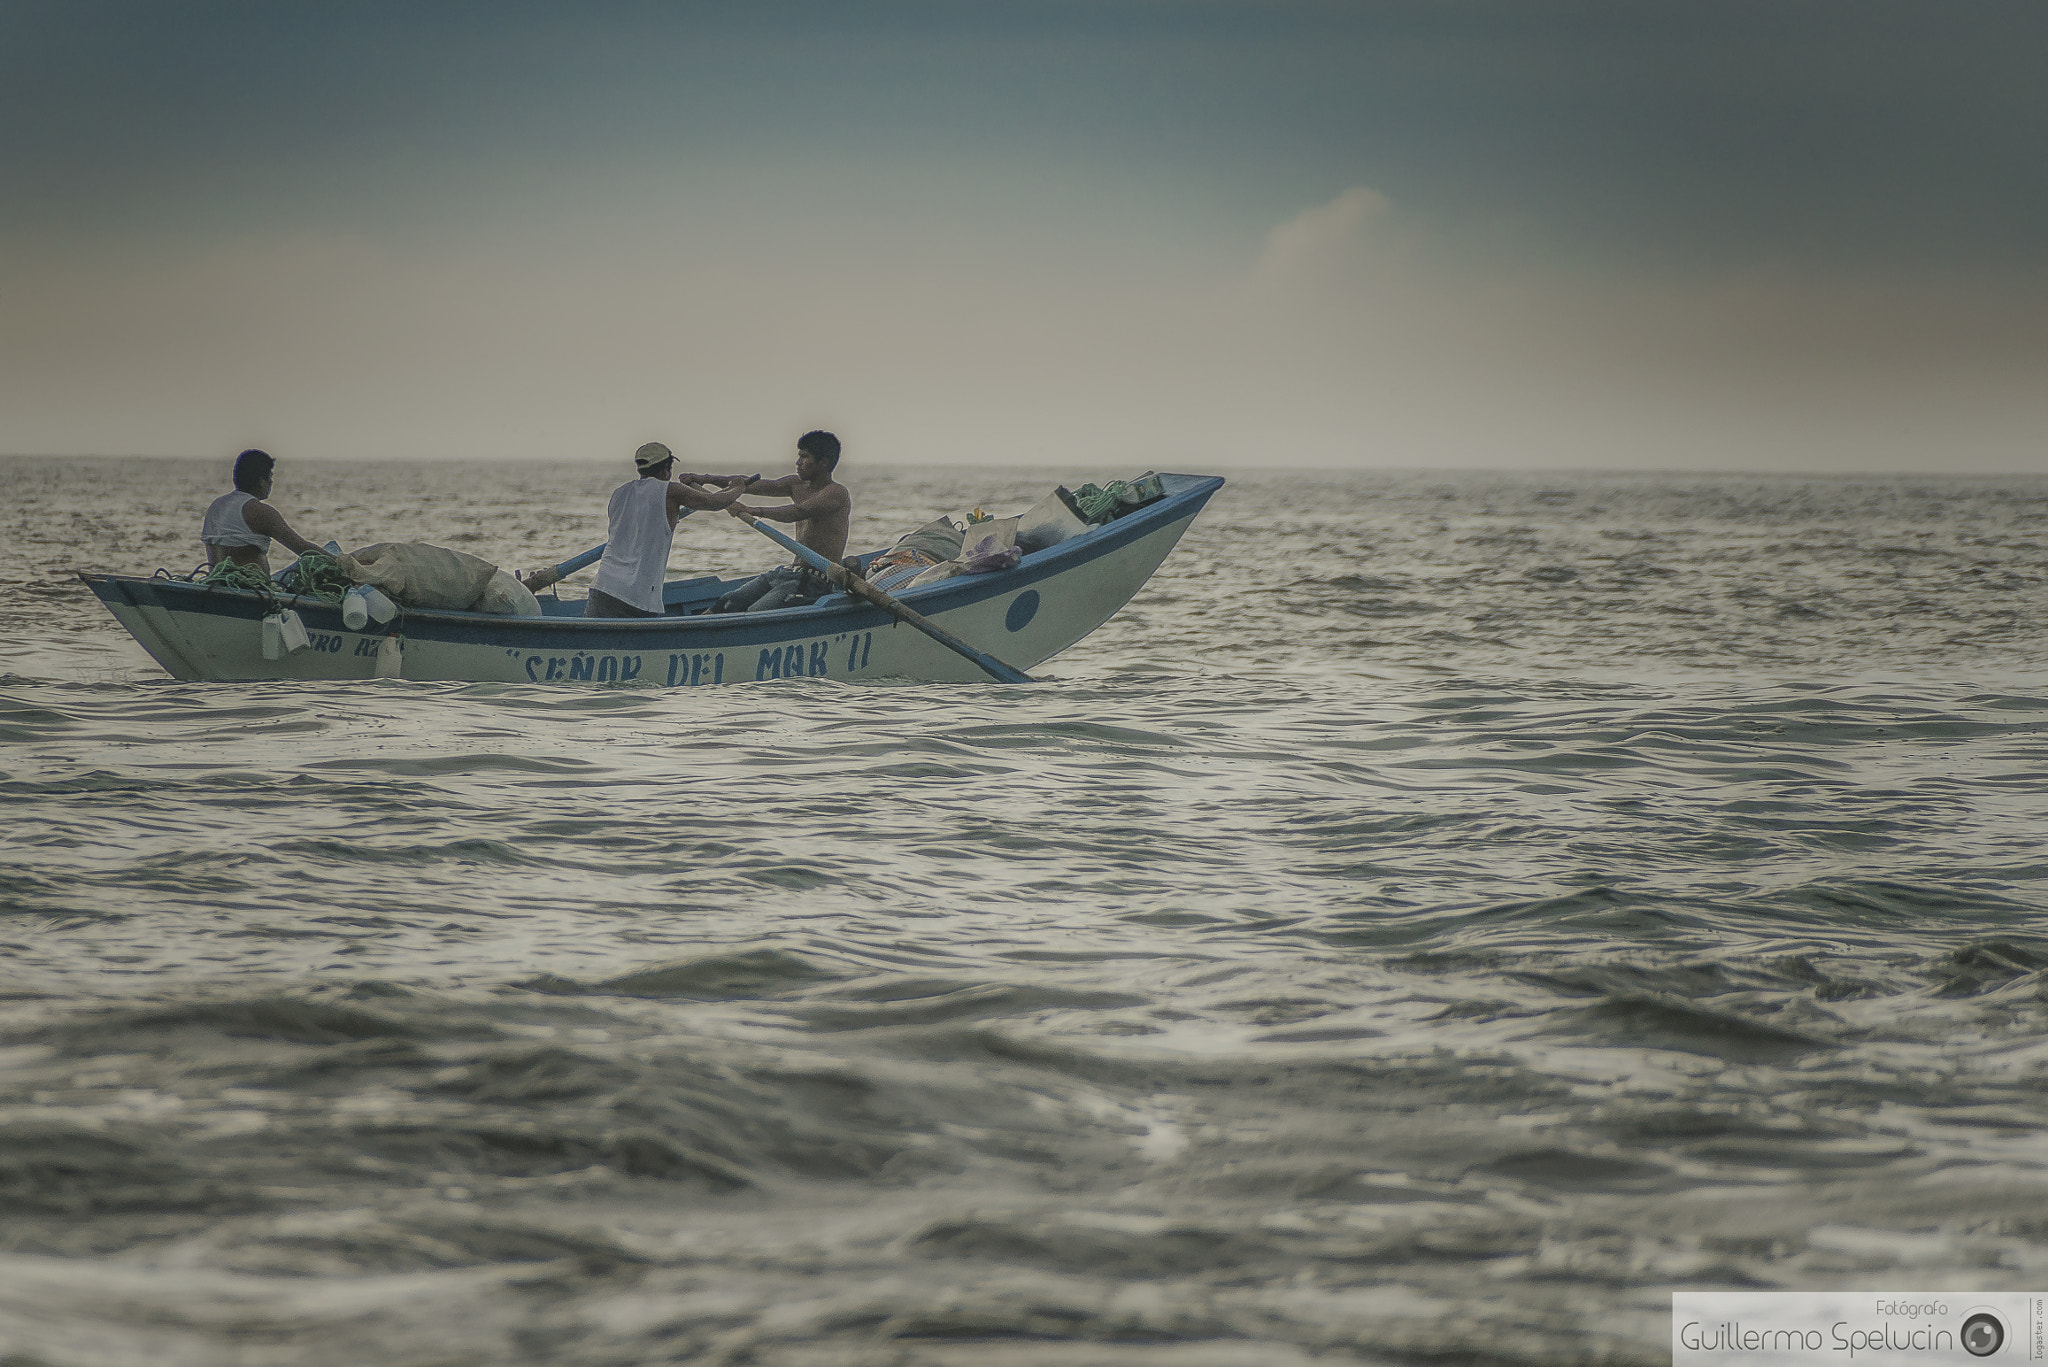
top-left (592, 477), bottom-right (676, 613)
top-left (201, 491), bottom-right (271, 552)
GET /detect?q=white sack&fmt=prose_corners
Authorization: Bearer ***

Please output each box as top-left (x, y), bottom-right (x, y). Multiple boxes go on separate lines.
top-left (472, 569), bottom-right (543, 617)
top-left (340, 543), bottom-right (500, 611)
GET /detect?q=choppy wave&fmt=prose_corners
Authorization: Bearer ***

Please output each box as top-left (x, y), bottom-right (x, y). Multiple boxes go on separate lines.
top-left (2, 460), bottom-right (2047, 1364)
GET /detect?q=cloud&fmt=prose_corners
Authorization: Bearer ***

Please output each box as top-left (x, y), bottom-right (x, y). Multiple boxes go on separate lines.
top-left (4, 186), bottom-right (2045, 474)
top-left (1252, 187), bottom-right (1391, 284)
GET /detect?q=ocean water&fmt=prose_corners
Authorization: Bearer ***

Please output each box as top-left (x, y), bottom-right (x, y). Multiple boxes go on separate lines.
top-left (3, 456), bottom-right (2047, 1366)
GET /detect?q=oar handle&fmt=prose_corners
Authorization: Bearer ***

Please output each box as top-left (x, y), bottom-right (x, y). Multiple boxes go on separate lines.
top-left (522, 542), bottom-right (605, 592)
top-left (726, 504), bottom-right (1034, 685)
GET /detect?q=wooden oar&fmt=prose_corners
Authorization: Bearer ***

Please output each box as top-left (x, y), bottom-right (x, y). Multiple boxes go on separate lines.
top-left (519, 543), bottom-right (604, 593)
top-left (723, 503), bottom-right (1035, 685)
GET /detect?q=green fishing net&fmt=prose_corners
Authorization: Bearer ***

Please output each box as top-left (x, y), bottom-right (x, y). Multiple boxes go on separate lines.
top-left (277, 552), bottom-right (354, 604)
top-left (1071, 482), bottom-right (1129, 523)
top-left (203, 552), bottom-right (354, 605)
top-left (201, 559), bottom-right (279, 598)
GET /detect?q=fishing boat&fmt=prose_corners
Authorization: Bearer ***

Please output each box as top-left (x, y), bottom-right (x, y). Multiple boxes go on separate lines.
top-left (79, 473), bottom-right (1224, 686)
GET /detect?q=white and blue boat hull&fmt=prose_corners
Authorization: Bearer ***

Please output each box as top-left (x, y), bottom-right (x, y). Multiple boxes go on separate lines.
top-left (81, 474), bottom-right (1224, 686)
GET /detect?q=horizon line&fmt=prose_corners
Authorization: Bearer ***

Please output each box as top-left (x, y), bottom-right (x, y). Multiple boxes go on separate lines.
top-left (2, 452), bottom-right (2043, 481)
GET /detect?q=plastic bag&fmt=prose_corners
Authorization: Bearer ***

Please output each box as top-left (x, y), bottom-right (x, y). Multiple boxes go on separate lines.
top-left (904, 559), bottom-right (970, 589)
top-left (1017, 488), bottom-right (1090, 553)
top-left (902, 516), bottom-right (1022, 585)
top-left (1120, 471), bottom-right (1165, 505)
top-left (471, 569), bottom-right (542, 617)
top-left (960, 517), bottom-right (1021, 574)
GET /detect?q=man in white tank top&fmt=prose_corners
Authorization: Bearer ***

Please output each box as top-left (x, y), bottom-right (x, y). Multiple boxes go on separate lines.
top-left (201, 449), bottom-right (330, 569)
top-left (585, 443), bottom-right (752, 617)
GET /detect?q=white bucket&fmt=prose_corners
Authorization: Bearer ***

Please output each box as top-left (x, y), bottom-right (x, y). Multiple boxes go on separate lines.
top-left (275, 609), bottom-right (310, 654)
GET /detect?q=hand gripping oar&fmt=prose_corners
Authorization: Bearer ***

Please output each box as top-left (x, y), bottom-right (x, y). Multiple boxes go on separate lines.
top-left (519, 543), bottom-right (604, 593)
top-left (726, 505), bottom-right (1035, 685)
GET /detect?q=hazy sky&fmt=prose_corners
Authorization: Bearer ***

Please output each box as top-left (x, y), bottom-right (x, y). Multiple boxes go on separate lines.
top-left (4, 1), bottom-right (2044, 471)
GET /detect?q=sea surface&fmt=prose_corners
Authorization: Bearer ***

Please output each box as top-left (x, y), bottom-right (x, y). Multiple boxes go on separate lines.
top-left (3, 456), bottom-right (2047, 1366)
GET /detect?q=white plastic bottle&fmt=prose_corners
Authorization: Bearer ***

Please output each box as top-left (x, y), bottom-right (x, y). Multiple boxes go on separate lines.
top-left (342, 585), bottom-right (371, 630)
top-left (362, 586), bottom-right (397, 624)
top-left (261, 614), bottom-right (284, 660)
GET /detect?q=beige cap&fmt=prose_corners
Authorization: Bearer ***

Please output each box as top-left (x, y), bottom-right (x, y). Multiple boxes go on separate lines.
top-left (634, 441), bottom-right (673, 473)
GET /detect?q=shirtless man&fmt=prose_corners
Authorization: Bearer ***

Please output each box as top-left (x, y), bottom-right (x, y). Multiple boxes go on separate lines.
top-left (201, 449), bottom-right (330, 568)
top-left (706, 431), bottom-right (852, 612)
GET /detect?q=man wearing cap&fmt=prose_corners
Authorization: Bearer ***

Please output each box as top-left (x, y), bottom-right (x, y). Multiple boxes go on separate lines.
top-left (584, 443), bottom-right (751, 618)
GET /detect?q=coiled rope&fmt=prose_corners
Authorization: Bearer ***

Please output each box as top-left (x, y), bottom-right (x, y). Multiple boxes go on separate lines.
top-left (198, 552), bottom-right (355, 605)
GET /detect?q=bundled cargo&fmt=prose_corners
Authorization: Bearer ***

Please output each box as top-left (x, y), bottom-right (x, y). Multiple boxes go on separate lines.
top-left (1067, 471), bottom-right (1166, 525)
top-left (338, 543), bottom-right (540, 616)
top-left (860, 517), bottom-right (967, 592)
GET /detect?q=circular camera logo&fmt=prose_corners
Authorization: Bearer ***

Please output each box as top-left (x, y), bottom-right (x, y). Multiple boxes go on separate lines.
top-left (1962, 1310), bottom-right (2005, 1357)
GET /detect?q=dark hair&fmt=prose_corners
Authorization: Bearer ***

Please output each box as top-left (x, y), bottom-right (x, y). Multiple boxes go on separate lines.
top-left (797, 430), bottom-right (841, 470)
top-left (233, 448), bottom-right (275, 493)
